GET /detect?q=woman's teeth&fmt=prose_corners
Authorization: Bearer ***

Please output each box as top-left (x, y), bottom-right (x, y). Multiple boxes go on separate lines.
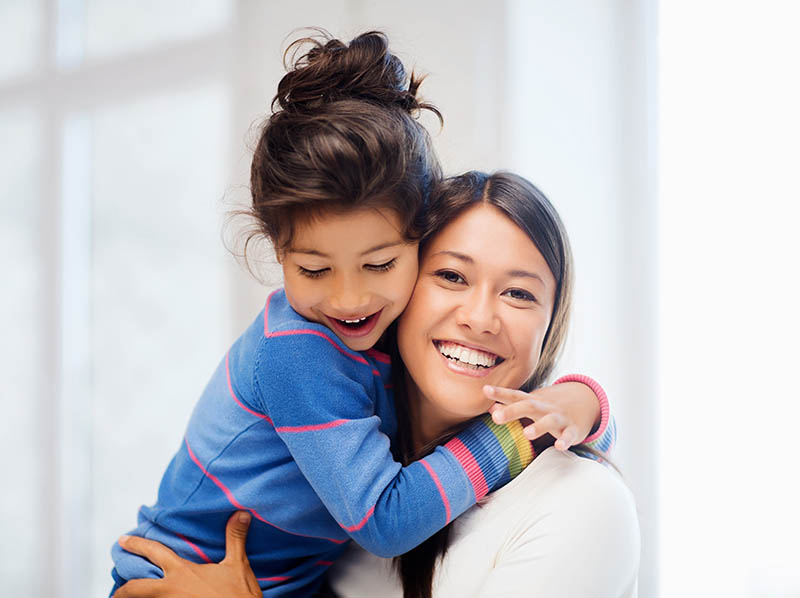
top-left (436, 341), bottom-right (499, 369)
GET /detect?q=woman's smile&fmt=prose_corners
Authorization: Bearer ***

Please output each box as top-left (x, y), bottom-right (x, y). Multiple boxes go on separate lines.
top-left (433, 340), bottom-right (505, 377)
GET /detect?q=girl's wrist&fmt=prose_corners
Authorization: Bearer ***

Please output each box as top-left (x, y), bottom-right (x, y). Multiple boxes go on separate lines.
top-left (553, 374), bottom-right (609, 443)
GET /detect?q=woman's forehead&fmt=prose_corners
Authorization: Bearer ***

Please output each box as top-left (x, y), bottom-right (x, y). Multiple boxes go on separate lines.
top-left (423, 204), bottom-right (554, 289)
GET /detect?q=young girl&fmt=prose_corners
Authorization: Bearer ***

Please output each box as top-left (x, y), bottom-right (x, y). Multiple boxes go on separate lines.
top-left (111, 31), bottom-right (614, 597)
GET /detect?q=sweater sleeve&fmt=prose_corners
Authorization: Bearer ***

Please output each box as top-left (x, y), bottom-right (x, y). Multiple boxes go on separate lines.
top-left (554, 374), bottom-right (616, 458)
top-left (255, 333), bottom-right (533, 558)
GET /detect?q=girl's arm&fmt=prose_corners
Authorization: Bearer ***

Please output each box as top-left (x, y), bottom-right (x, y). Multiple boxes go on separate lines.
top-left (252, 331), bottom-right (533, 558)
top-left (486, 374), bottom-right (616, 458)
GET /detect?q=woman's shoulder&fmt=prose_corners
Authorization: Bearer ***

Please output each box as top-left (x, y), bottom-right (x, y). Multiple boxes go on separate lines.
top-left (491, 446), bottom-right (639, 534)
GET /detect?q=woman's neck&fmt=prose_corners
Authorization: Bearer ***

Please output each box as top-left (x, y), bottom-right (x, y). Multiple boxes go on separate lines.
top-left (404, 372), bottom-right (460, 455)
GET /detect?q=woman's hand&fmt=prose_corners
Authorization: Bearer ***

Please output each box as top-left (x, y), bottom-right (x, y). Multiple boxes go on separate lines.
top-left (485, 382), bottom-right (600, 451)
top-left (113, 512), bottom-right (262, 598)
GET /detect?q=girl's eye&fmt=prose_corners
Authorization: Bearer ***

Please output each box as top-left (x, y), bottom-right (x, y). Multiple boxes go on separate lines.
top-left (298, 266), bottom-right (329, 279)
top-left (504, 288), bottom-right (536, 302)
top-left (435, 269), bottom-right (465, 284)
top-left (365, 258), bottom-right (397, 272)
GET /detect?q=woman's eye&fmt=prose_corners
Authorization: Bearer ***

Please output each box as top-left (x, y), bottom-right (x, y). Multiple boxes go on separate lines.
top-left (365, 258), bottom-right (397, 272)
top-left (435, 270), bottom-right (465, 284)
top-left (298, 266), bottom-right (329, 279)
top-left (504, 288), bottom-right (536, 302)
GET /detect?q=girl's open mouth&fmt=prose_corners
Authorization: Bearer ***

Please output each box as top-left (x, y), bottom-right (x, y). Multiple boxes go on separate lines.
top-left (327, 309), bottom-right (383, 338)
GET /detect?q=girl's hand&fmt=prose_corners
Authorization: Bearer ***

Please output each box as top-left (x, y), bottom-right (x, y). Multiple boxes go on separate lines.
top-left (113, 512), bottom-right (261, 598)
top-left (485, 382), bottom-right (601, 451)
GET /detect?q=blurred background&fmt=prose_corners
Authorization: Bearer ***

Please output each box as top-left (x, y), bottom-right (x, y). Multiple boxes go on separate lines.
top-left (1, 1), bottom-right (798, 596)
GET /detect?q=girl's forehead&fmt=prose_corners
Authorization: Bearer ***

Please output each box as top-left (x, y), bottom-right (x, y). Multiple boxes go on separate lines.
top-left (289, 207), bottom-right (411, 255)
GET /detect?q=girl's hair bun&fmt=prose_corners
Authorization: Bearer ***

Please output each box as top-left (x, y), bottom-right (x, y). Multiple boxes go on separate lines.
top-left (273, 29), bottom-right (438, 120)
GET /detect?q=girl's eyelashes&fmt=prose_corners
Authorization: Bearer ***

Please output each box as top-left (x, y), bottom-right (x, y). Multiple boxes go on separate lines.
top-left (297, 259), bottom-right (397, 278)
top-left (298, 266), bottom-right (328, 279)
top-left (504, 288), bottom-right (537, 303)
top-left (365, 258), bottom-right (397, 272)
top-left (434, 269), bottom-right (465, 285)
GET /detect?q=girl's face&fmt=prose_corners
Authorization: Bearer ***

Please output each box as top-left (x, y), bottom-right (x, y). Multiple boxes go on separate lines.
top-left (281, 207), bottom-right (419, 352)
top-left (397, 204), bottom-right (556, 429)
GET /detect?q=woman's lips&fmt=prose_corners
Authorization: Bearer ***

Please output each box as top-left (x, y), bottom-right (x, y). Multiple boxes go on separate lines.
top-left (326, 309), bottom-right (383, 338)
top-left (433, 340), bottom-right (504, 378)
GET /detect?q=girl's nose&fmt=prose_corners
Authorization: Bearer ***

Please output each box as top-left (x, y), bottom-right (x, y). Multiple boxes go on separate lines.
top-left (328, 275), bottom-right (370, 314)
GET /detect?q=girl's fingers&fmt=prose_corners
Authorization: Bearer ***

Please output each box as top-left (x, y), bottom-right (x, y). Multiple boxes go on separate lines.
top-left (490, 396), bottom-right (549, 425)
top-left (113, 578), bottom-right (164, 598)
top-left (522, 412), bottom-right (566, 440)
top-left (223, 511), bottom-right (252, 565)
top-left (554, 424), bottom-right (580, 451)
top-left (118, 535), bottom-right (180, 573)
top-left (483, 385), bottom-right (536, 406)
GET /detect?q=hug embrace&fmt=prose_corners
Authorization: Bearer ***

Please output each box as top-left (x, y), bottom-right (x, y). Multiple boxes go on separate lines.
top-left (111, 30), bottom-right (639, 598)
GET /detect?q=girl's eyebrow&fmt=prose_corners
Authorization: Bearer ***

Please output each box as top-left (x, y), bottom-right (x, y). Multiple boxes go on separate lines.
top-left (431, 250), bottom-right (546, 286)
top-left (359, 241), bottom-right (403, 256)
top-left (289, 241), bottom-right (403, 258)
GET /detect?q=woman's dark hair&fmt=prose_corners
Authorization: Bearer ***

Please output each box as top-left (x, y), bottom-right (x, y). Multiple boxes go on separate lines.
top-left (392, 171), bottom-right (575, 598)
top-left (244, 29), bottom-right (442, 260)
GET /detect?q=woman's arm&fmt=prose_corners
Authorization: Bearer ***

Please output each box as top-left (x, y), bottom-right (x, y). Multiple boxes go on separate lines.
top-left (113, 512), bottom-right (260, 598)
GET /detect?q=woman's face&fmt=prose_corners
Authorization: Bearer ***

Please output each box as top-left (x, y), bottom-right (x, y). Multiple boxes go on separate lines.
top-left (397, 203), bottom-right (557, 428)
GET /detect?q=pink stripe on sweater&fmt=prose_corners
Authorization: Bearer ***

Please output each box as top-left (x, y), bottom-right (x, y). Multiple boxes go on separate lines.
top-left (341, 505), bottom-right (375, 532)
top-left (267, 329), bottom-right (380, 376)
top-left (226, 351), bottom-right (273, 423)
top-left (276, 419), bottom-right (349, 433)
top-left (263, 291), bottom-right (381, 376)
top-left (257, 576), bottom-right (291, 582)
top-left (420, 460), bottom-right (452, 524)
top-left (365, 348), bottom-right (391, 364)
top-left (445, 437), bottom-right (489, 500)
top-left (184, 438), bottom-right (347, 544)
top-left (175, 532), bottom-right (212, 563)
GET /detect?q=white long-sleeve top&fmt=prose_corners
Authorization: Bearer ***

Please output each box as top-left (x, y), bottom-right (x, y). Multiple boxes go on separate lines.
top-left (329, 447), bottom-right (640, 597)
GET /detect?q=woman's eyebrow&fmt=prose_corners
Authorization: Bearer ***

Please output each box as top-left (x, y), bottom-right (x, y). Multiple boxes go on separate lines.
top-left (431, 250), bottom-right (473, 263)
top-left (507, 269), bottom-right (546, 286)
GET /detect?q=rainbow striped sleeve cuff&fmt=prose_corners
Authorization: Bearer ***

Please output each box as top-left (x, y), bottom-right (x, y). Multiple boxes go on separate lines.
top-left (444, 414), bottom-right (534, 500)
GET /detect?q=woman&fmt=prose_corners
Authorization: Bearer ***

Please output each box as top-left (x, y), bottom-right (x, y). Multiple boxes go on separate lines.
top-left (115, 172), bottom-right (639, 597)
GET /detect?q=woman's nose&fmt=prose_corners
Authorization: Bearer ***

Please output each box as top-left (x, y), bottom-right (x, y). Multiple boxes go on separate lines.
top-left (455, 290), bottom-right (500, 335)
